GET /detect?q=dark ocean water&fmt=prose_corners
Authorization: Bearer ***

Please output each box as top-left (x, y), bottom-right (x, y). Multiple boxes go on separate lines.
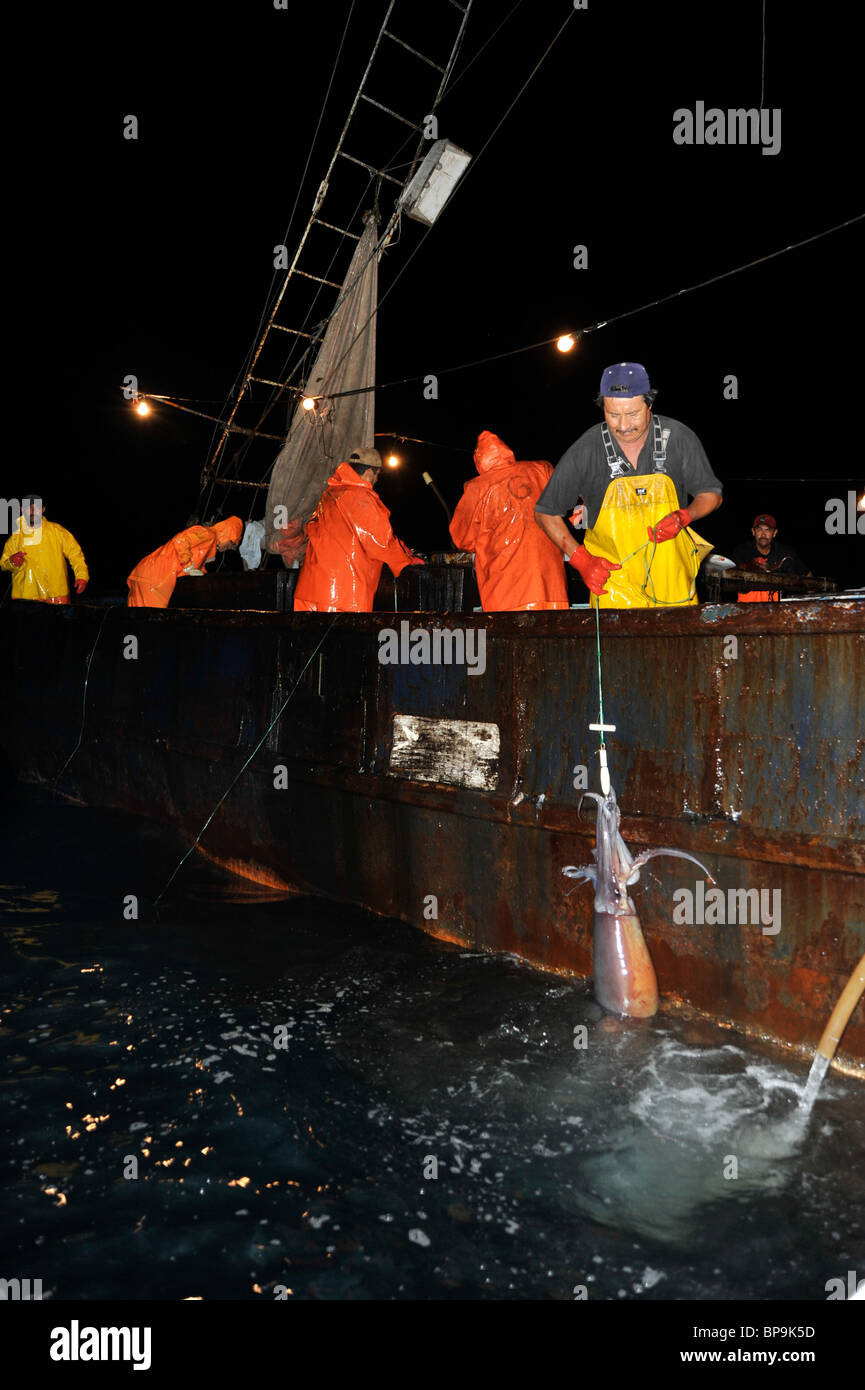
top-left (1, 790), bottom-right (863, 1302)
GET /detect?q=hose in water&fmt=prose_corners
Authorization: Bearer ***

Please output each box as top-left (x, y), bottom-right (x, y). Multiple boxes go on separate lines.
top-left (816, 950), bottom-right (865, 1062)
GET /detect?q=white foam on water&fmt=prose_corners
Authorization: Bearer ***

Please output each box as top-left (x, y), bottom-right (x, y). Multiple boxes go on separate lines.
top-left (798, 1051), bottom-right (831, 1116)
top-left (623, 1036), bottom-right (819, 1175)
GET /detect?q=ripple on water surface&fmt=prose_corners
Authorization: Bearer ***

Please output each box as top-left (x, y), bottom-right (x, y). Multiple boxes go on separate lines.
top-left (1, 792), bottom-right (863, 1300)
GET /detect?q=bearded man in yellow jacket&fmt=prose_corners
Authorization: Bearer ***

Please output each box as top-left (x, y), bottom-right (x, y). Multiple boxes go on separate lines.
top-left (1, 494), bottom-right (88, 602)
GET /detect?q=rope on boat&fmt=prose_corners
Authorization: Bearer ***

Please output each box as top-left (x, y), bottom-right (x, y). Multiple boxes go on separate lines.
top-left (153, 616), bottom-right (340, 907)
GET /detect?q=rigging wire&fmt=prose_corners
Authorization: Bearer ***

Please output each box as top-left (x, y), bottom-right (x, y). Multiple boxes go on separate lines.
top-left (325, 7), bottom-right (578, 397)
top-left (195, 1), bottom-right (529, 513)
top-left (210, 1), bottom-right (360, 438)
top-left (228, 3), bottom-right (561, 436)
top-left (375, 431), bottom-right (470, 452)
top-left (51, 607), bottom-right (116, 786)
top-left (761, 0), bottom-right (767, 109)
top-left (311, 211), bottom-right (865, 401)
top-left (198, 0), bottom-right (367, 506)
top-left (139, 203), bottom-right (863, 467)
top-left (253, 6), bottom-right (477, 431)
top-left (153, 617), bottom-right (339, 906)
top-left (200, 161), bottom-right (380, 523)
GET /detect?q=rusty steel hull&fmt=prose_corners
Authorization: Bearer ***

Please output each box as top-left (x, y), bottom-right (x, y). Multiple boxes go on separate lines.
top-left (2, 597), bottom-right (863, 1069)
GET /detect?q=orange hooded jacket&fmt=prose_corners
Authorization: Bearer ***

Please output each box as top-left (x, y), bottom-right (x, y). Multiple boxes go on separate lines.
top-left (449, 431), bottom-right (568, 611)
top-left (127, 517), bottom-right (243, 607)
top-left (294, 461), bottom-right (414, 612)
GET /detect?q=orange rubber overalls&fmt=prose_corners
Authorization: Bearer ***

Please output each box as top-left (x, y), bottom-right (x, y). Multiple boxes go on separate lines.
top-left (127, 516), bottom-right (243, 607)
top-left (293, 462), bottom-right (415, 612)
top-left (449, 431), bottom-right (568, 611)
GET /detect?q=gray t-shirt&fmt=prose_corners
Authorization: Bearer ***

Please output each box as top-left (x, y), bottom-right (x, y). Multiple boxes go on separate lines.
top-left (535, 414), bottom-right (722, 528)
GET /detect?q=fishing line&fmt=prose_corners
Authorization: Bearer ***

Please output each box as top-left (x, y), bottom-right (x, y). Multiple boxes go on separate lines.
top-left (594, 602), bottom-right (606, 736)
top-left (52, 605), bottom-right (116, 786)
top-left (637, 536), bottom-right (702, 606)
top-left (588, 601), bottom-right (616, 797)
top-left (589, 536), bottom-right (703, 609)
top-left (586, 526), bottom-right (703, 793)
top-left (153, 616), bottom-right (339, 907)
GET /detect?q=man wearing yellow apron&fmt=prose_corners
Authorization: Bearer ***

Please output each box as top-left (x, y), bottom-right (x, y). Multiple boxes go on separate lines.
top-left (534, 362), bottom-right (723, 607)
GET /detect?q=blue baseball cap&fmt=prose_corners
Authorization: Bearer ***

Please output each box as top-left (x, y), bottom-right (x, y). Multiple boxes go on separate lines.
top-left (599, 362), bottom-right (651, 397)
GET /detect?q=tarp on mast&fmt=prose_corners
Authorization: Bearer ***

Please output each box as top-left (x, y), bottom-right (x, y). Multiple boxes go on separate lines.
top-left (265, 211), bottom-right (379, 559)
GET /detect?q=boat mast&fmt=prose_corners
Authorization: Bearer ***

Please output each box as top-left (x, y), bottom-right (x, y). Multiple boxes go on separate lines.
top-left (199, 0), bottom-right (474, 518)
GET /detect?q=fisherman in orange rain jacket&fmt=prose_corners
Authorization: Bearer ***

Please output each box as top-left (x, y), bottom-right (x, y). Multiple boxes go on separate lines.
top-left (294, 447), bottom-right (423, 612)
top-left (127, 516), bottom-right (243, 607)
top-left (449, 431), bottom-right (569, 611)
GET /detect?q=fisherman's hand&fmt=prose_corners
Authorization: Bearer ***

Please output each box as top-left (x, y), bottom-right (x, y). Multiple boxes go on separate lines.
top-left (407, 554), bottom-right (426, 566)
top-left (74, 579), bottom-right (87, 594)
top-left (183, 566), bottom-right (205, 576)
top-left (10, 551), bottom-right (25, 567)
top-left (647, 508), bottom-right (691, 544)
top-left (568, 544), bottom-right (620, 596)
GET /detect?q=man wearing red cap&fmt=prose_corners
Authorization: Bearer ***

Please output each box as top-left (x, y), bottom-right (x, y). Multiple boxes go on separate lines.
top-left (732, 515), bottom-right (811, 602)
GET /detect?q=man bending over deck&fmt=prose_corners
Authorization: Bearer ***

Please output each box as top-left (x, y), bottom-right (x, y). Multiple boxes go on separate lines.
top-left (127, 516), bottom-right (243, 607)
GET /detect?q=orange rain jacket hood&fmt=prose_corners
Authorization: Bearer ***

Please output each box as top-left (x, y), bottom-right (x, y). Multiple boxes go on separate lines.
top-left (127, 516), bottom-right (243, 607)
top-left (449, 431), bottom-right (568, 611)
top-left (211, 516), bottom-right (243, 547)
top-left (294, 461), bottom-right (414, 612)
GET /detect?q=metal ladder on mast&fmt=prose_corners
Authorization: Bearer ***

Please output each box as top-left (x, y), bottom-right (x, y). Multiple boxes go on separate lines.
top-left (200, 0), bottom-right (474, 500)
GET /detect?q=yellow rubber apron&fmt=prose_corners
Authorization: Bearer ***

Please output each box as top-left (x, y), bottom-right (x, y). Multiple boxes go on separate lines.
top-left (584, 471), bottom-right (713, 609)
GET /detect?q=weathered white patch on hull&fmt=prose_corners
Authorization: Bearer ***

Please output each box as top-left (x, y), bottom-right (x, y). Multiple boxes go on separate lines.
top-left (389, 714), bottom-right (499, 790)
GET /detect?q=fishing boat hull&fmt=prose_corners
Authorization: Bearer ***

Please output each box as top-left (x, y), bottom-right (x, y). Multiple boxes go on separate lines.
top-left (2, 592), bottom-right (863, 1068)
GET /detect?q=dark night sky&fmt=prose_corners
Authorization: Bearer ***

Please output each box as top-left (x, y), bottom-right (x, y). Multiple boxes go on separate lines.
top-left (16, 0), bottom-right (863, 590)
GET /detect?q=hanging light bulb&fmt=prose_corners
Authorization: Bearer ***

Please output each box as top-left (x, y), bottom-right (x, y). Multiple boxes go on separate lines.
top-left (301, 397), bottom-right (316, 412)
top-left (386, 454), bottom-right (400, 468)
top-left (556, 334), bottom-right (576, 353)
top-left (135, 399), bottom-right (151, 416)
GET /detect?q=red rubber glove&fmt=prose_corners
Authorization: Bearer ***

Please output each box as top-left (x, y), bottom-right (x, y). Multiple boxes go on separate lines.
top-left (407, 555), bottom-right (426, 566)
top-left (568, 544), bottom-right (621, 596)
top-left (74, 579), bottom-right (88, 594)
top-left (647, 508), bottom-right (691, 544)
top-left (11, 551), bottom-right (25, 567)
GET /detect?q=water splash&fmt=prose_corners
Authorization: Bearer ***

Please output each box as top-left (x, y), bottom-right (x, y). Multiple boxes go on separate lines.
top-left (798, 1051), bottom-right (831, 1117)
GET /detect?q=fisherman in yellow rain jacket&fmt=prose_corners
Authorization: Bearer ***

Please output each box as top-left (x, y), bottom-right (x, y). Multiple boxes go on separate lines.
top-left (534, 363), bottom-right (722, 606)
top-left (1, 494), bottom-right (88, 603)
